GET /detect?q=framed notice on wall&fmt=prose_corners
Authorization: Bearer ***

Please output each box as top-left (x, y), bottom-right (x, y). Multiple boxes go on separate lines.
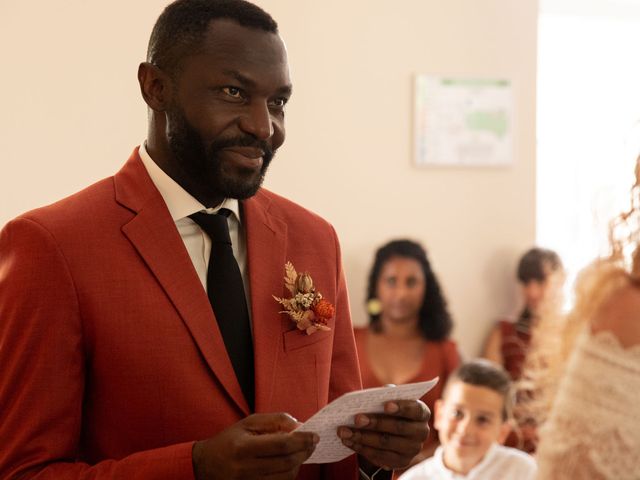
top-left (413, 74), bottom-right (514, 167)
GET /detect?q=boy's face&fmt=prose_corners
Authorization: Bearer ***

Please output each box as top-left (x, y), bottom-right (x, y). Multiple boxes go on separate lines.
top-left (434, 380), bottom-right (510, 475)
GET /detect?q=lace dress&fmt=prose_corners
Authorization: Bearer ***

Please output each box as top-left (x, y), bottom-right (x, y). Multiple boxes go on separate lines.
top-left (536, 329), bottom-right (640, 479)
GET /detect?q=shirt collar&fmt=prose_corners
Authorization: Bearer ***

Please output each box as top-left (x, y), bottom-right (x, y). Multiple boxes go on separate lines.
top-left (467, 442), bottom-right (499, 474)
top-left (433, 447), bottom-right (456, 478)
top-left (138, 142), bottom-right (241, 223)
top-left (436, 443), bottom-right (500, 478)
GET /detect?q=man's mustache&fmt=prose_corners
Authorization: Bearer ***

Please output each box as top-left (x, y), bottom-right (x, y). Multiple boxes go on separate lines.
top-left (208, 136), bottom-right (273, 158)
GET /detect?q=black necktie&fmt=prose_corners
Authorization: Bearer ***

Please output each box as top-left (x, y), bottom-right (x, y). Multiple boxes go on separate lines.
top-left (189, 209), bottom-right (254, 411)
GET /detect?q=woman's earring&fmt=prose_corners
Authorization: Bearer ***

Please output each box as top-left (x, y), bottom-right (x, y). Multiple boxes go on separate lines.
top-left (367, 298), bottom-right (382, 315)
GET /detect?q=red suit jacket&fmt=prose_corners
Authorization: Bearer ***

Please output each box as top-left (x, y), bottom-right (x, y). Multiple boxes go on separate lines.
top-left (0, 149), bottom-right (361, 479)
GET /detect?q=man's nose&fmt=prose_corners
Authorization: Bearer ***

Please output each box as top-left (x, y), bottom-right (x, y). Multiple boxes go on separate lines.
top-left (239, 101), bottom-right (274, 140)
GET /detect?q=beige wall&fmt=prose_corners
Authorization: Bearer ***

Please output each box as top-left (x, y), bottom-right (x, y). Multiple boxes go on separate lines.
top-left (0, 0), bottom-right (538, 357)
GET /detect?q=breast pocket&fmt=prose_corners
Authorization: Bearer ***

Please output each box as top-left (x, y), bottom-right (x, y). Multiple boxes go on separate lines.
top-left (269, 329), bottom-right (334, 420)
top-left (283, 328), bottom-right (332, 352)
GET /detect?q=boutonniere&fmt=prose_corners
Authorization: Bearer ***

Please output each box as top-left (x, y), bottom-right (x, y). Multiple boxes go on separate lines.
top-left (273, 262), bottom-right (334, 335)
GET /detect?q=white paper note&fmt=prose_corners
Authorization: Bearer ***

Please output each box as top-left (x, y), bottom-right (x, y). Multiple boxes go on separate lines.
top-left (297, 378), bottom-right (439, 464)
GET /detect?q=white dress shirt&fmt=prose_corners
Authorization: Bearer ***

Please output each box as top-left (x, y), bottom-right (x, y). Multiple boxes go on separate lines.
top-left (138, 142), bottom-right (252, 314)
top-left (398, 444), bottom-right (537, 480)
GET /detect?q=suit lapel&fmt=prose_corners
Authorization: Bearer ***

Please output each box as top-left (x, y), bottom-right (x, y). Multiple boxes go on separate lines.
top-left (243, 192), bottom-right (288, 412)
top-left (114, 149), bottom-right (249, 415)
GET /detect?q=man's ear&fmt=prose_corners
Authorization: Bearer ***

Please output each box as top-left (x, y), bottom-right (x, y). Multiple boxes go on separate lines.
top-left (137, 62), bottom-right (172, 112)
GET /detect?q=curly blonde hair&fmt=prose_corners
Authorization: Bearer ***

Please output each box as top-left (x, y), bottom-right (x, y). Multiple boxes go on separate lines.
top-left (517, 155), bottom-right (640, 430)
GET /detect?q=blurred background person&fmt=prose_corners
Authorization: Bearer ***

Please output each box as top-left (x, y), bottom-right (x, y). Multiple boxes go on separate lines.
top-left (354, 239), bottom-right (460, 464)
top-left (526, 156), bottom-right (640, 479)
top-left (481, 247), bottom-right (564, 453)
top-left (482, 247), bottom-right (564, 381)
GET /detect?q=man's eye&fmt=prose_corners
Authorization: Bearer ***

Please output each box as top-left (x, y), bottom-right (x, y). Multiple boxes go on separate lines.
top-left (222, 87), bottom-right (243, 98)
top-left (271, 97), bottom-right (288, 107)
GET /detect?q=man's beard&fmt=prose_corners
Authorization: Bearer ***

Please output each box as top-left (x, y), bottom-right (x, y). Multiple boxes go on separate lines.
top-left (166, 105), bottom-right (274, 202)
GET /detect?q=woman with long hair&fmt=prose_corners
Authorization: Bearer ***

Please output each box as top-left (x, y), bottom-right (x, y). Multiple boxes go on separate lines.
top-left (354, 239), bottom-right (460, 463)
top-left (523, 157), bottom-right (640, 479)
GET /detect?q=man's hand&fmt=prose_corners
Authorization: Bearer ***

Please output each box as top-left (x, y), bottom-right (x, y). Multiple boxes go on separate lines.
top-left (337, 399), bottom-right (430, 470)
top-left (192, 413), bottom-right (318, 480)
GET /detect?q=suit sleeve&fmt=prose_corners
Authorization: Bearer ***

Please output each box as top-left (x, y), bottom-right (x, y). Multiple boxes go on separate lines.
top-left (0, 218), bottom-right (195, 479)
top-left (321, 225), bottom-right (360, 480)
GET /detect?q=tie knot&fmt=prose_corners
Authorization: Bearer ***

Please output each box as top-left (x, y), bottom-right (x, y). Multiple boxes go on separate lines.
top-left (189, 210), bottom-right (231, 244)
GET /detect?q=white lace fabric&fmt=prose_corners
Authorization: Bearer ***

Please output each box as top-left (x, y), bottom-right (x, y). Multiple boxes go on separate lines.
top-left (536, 329), bottom-right (640, 479)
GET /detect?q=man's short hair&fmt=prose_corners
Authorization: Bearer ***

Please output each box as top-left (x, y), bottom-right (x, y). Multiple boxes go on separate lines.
top-left (445, 359), bottom-right (513, 421)
top-left (147, 0), bottom-right (278, 76)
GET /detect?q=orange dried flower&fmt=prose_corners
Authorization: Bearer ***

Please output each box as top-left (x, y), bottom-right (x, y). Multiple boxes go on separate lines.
top-left (313, 298), bottom-right (335, 320)
top-left (274, 262), bottom-right (332, 335)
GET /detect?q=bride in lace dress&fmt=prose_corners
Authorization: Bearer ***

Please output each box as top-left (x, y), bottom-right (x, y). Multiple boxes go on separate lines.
top-left (524, 157), bottom-right (640, 479)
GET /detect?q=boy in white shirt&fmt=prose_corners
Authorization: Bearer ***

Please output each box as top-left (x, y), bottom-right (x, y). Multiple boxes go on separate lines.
top-left (399, 359), bottom-right (537, 480)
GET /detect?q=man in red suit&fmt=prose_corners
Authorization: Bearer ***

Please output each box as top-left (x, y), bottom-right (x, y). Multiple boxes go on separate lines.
top-left (0, 1), bottom-right (430, 479)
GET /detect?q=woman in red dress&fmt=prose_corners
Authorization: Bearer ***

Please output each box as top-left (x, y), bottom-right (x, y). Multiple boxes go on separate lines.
top-left (354, 239), bottom-right (460, 467)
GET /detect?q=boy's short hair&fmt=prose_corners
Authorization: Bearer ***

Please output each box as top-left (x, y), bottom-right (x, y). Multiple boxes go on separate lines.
top-left (444, 359), bottom-right (513, 421)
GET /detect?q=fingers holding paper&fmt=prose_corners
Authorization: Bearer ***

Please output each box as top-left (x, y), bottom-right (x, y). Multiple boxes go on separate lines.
top-left (193, 413), bottom-right (319, 480)
top-left (337, 399), bottom-right (431, 469)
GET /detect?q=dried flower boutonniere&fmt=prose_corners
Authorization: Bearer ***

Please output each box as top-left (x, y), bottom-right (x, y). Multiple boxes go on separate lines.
top-left (273, 262), bottom-right (334, 335)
